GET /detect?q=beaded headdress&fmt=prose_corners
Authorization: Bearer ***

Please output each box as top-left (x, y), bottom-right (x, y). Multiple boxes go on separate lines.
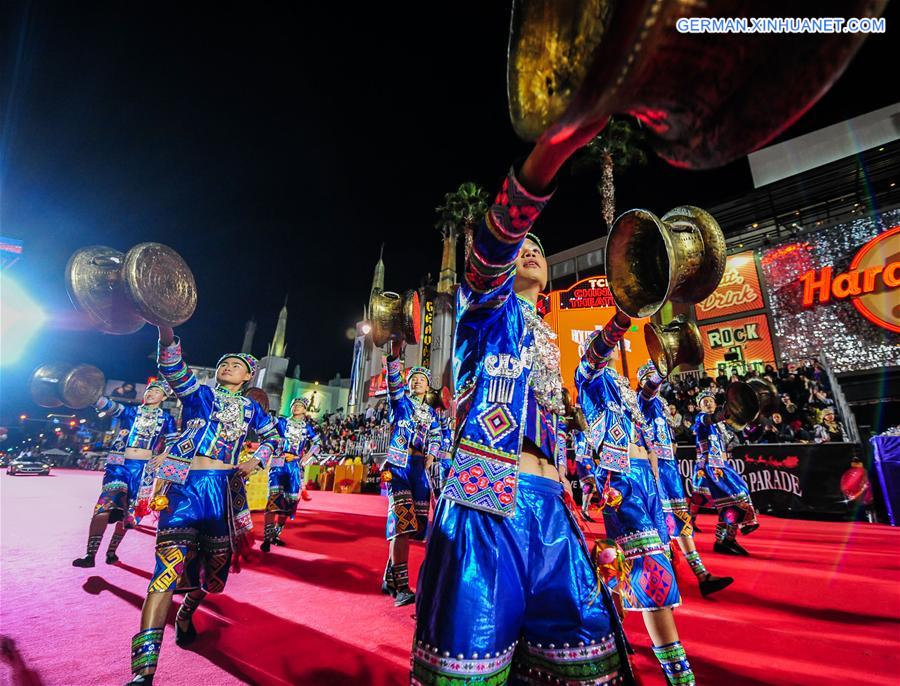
top-left (697, 389), bottom-right (716, 403)
top-left (406, 366), bottom-right (432, 384)
top-left (216, 353), bottom-right (259, 375)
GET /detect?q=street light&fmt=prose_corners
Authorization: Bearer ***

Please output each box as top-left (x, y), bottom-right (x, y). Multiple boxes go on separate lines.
top-left (19, 414), bottom-right (27, 421)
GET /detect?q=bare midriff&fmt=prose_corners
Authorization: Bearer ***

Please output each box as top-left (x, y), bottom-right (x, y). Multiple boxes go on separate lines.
top-left (519, 439), bottom-right (658, 483)
top-left (191, 455), bottom-right (237, 470)
top-left (630, 441), bottom-right (659, 480)
top-left (519, 440), bottom-right (562, 482)
top-left (124, 447), bottom-right (153, 461)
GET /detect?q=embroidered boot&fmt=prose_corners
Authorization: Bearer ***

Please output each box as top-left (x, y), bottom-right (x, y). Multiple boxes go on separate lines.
top-left (127, 628), bottom-right (163, 685)
top-left (393, 562), bottom-right (415, 607)
top-left (261, 522), bottom-right (276, 553)
top-left (651, 641), bottom-right (695, 685)
top-left (684, 549), bottom-right (734, 596)
top-left (73, 534), bottom-right (103, 567)
top-left (175, 591), bottom-right (205, 647)
top-left (106, 530), bottom-right (126, 564)
top-left (381, 560), bottom-right (396, 597)
top-left (713, 524), bottom-right (747, 555)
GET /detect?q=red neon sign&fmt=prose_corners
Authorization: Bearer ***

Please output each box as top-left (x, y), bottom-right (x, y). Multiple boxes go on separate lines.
top-left (799, 225), bottom-right (900, 332)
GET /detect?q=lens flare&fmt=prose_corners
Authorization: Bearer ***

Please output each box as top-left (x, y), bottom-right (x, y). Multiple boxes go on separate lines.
top-left (0, 273), bottom-right (46, 365)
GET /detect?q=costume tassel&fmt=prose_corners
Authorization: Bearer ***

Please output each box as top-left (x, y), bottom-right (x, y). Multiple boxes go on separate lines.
top-left (669, 538), bottom-right (682, 571)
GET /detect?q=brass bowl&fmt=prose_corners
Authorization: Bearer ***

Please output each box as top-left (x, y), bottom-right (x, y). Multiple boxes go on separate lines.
top-left (508, 0), bottom-right (887, 168)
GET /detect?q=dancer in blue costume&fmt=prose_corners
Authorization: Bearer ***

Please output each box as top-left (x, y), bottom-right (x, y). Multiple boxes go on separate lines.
top-left (573, 428), bottom-right (599, 521)
top-left (261, 396), bottom-right (321, 552)
top-left (126, 325), bottom-right (280, 686)
top-left (412, 123), bottom-right (633, 685)
top-left (577, 313), bottom-right (694, 686)
top-left (73, 382), bottom-right (177, 567)
top-left (637, 361), bottom-right (733, 597)
top-left (382, 345), bottom-right (441, 607)
top-left (692, 390), bottom-right (760, 555)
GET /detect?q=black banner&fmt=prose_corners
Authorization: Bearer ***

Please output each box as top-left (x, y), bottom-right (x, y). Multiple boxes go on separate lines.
top-left (675, 442), bottom-right (863, 519)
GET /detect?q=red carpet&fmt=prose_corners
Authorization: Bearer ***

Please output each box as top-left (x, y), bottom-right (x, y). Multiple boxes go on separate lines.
top-left (1, 469), bottom-right (898, 685)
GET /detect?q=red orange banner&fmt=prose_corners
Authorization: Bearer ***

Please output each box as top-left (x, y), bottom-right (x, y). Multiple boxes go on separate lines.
top-left (695, 251), bottom-right (765, 321)
top-left (698, 313), bottom-right (777, 375)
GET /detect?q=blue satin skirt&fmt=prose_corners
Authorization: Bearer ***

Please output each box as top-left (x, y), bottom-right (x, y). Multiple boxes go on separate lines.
top-left (657, 458), bottom-right (693, 538)
top-left (386, 455), bottom-right (429, 541)
top-left (691, 461), bottom-right (759, 534)
top-left (267, 459), bottom-right (303, 518)
top-left (598, 461), bottom-right (681, 612)
top-left (150, 470), bottom-right (233, 594)
top-left (94, 458), bottom-right (147, 522)
top-left (412, 472), bottom-right (632, 685)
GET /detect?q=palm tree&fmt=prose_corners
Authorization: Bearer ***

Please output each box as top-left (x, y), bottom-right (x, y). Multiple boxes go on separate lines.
top-left (572, 116), bottom-right (648, 231)
top-left (435, 182), bottom-right (489, 265)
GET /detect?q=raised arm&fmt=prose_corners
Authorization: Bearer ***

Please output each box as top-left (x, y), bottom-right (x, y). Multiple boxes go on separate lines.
top-left (460, 168), bottom-right (552, 322)
top-left (386, 339), bottom-right (406, 414)
top-left (639, 360), bottom-right (664, 401)
top-left (94, 395), bottom-right (126, 418)
top-left (157, 327), bottom-right (200, 398)
top-left (575, 311), bottom-right (631, 386)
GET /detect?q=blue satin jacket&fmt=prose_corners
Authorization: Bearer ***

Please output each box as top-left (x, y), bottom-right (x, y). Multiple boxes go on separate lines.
top-left (276, 416), bottom-right (321, 457)
top-left (693, 414), bottom-right (727, 468)
top-left (96, 397), bottom-right (177, 454)
top-left (441, 167), bottom-right (566, 518)
top-left (385, 357), bottom-right (441, 468)
top-left (158, 338), bottom-right (280, 466)
top-left (576, 320), bottom-right (653, 474)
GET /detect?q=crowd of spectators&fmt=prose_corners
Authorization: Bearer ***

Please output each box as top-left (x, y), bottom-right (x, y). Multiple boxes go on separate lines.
top-left (659, 360), bottom-right (848, 445)
top-left (314, 401), bottom-right (391, 457)
top-left (312, 360), bottom-right (849, 458)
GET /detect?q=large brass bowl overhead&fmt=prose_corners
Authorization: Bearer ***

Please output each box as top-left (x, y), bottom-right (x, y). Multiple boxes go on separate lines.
top-left (605, 206), bottom-right (725, 318)
top-left (644, 316), bottom-right (703, 379)
top-left (122, 242), bottom-right (197, 327)
top-left (368, 288), bottom-right (421, 347)
top-left (66, 242), bottom-right (197, 334)
top-left (508, 0), bottom-right (887, 168)
top-left (29, 362), bottom-right (106, 409)
top-left (29, 362), bottom-right (69, 408)
top-left (65, 246), bottom-right (145, 335)
top-left (60, 363), bottom-right (107, 409)
top-left (724, 378), bottom-right (778, 430)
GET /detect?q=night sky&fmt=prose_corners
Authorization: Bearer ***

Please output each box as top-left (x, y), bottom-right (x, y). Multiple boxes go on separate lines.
top-left (1, 2), bottom-right (897, 419)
